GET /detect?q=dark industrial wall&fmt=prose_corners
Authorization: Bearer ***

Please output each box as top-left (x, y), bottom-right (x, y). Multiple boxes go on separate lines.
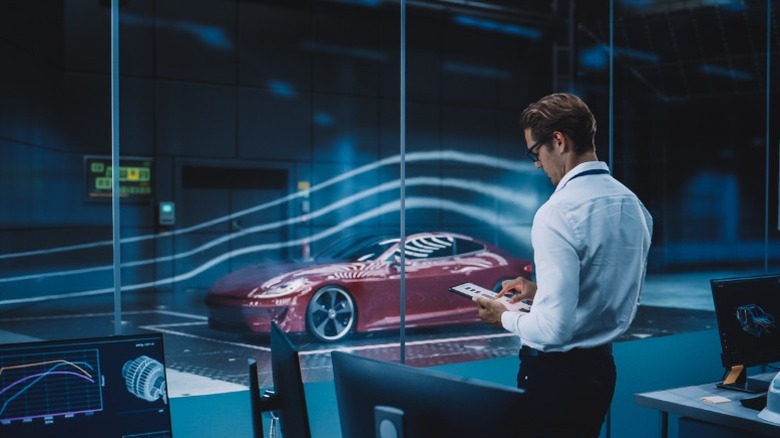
top-left (0, 0), bottom-right (553, 300)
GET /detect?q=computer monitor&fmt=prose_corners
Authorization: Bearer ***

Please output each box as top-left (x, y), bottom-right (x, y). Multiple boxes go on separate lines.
top-left (711, 274), bottom-right (780, 393)
top-left (0, 333), bottom-right (172, 437)
top-left (248, 321), bottom-right (311, 438)
top-left (331, 350), bottom-right (526, 438)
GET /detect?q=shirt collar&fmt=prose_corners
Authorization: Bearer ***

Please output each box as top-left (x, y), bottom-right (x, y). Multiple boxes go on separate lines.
top-left (554, 161), bottom-right (610, 193)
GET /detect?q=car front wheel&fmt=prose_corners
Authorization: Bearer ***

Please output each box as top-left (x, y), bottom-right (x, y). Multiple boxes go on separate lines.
top-left (306, 286), bottom-right (356, 342)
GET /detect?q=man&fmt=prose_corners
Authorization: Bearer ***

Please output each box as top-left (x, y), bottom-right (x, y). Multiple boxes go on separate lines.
top-left (474, 93), bottom-right (653, 437)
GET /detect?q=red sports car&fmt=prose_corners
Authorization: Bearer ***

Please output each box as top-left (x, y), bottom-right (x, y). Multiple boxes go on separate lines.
top-left (205, 231), bottom-right (533, 342)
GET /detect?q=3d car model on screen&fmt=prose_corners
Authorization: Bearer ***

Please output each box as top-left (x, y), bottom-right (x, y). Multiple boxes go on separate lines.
top-left (205, 232), bottom-right (533, 342)
top-left (736, 304), bottom-right (775, 337)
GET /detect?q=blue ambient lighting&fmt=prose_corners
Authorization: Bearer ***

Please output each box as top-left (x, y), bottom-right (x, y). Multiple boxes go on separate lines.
top-left (442, 62), bottom-right (512, 80)
top-left (313, 112), bottom-right (335, 126)
top-left (580, 45), bottom-right (659, 70)
top-left (268, 81), bottom-right (296, 97)
top-left (453, 16), bottom-right (542, 39)
top-left (332, 0), bottom-right (382, 7)
top-left (700, 64), bottom-right (752, 81)
top-left (121, 14), bottom-right (233, 50)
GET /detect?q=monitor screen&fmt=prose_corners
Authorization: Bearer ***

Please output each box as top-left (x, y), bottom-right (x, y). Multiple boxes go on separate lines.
top-left (711, 274), bottom-right (780, 391)
top-left (710, 275), bottom-right (780, 392)
top-left (0, 333), bottom-right (172, 437)
top-left (249, 321), bottom-right (311, 438)
top-left (331, 351), bottom-right (526, 438)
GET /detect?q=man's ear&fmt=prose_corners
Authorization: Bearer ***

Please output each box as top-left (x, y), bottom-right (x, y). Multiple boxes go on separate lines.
top-left (551, 131), bottom-right (569, 153)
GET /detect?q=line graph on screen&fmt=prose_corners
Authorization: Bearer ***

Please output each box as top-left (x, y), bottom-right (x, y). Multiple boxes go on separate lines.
top-left (0, 349), bottom-right (103, 422)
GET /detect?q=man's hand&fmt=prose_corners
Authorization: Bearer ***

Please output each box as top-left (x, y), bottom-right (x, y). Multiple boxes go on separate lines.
top-left (473, 295), bottom-right (506, 328)
top-left (497, 276), bottom-right (537, 304)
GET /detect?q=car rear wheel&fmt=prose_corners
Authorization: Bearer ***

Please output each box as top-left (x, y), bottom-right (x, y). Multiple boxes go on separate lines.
top-left (306, 286), bottom-right (356, 342)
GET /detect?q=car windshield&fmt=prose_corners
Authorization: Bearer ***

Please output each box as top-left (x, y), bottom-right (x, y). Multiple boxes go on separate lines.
top-left (315, 235), bottom-right (398, 262)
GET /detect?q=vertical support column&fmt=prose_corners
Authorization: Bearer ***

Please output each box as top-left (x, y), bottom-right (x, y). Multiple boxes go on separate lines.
top-left (399, 0), bottom-right (407, 364)
top-left (111, 0), bottom-right (122, 335)
top-left (609, 0), bottom-right (614, 170)
top-left (552, 0), bottom-right (576, 92)
top-left (765, 0), bottom-right (772, 267)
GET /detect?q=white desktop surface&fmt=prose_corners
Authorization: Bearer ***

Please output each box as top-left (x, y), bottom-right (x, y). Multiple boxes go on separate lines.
top-left (635, 372), bottom-right (779, 437)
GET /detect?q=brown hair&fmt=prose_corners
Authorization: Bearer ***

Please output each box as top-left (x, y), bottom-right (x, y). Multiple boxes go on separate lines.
top-left (520, 93), bottom-right (596, 155)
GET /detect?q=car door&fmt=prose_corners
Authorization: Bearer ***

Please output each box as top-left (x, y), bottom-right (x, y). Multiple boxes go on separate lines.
top-left (401, 235), bottom-right (477, 326)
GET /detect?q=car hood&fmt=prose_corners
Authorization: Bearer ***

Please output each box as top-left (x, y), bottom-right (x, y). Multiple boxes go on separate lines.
top-left (209, 259), bottom-right (383, 299)
top-left (208, 262), bottom-right (310, 295)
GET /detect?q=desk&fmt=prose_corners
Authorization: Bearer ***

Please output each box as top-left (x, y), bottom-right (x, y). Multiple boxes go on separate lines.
top-left (635, 372), bottom-right (778, 437)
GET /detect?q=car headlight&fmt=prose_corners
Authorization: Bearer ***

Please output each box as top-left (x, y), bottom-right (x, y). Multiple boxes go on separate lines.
top-left (259, 278), bottom-right (311, 297)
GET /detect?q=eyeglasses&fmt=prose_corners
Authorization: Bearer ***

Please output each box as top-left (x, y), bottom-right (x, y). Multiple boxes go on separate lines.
top-left (526, 139), bottom-right (547, 162)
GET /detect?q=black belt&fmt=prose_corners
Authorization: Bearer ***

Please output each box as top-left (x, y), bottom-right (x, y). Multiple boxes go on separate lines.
top-left (520, 343), bottom-right (612, 359)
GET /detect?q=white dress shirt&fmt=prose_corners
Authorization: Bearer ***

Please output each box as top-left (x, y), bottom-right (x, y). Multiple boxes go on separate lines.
top-left (502, 161), bottom-right (653, 352)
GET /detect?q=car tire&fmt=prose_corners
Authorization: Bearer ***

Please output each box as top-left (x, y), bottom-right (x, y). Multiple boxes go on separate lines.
top-left (306, 285), bottom-right (356, 342)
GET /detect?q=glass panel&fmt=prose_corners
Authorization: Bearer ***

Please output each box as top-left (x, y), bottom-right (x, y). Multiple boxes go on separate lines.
top-left (403, 2), bottom-right (555, 365)
top-left (3, 0), bottom-right (779, 410)
top-left (606, 1), bottom-right (779, 316)
top-left (146, 0), bottom-right (405, 388)
top-left (0, 2), bottom-right (117, 337)
top-left (0, 0), bottom-right (404, 393)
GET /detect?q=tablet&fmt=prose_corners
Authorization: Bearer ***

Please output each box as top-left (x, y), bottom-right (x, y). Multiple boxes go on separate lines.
top-left (449, 282), bottom-right (531, 312)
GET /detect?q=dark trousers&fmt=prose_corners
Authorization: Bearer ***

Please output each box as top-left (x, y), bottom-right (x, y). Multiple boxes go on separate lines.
top-left (516, 345), bottom-right (616, 438)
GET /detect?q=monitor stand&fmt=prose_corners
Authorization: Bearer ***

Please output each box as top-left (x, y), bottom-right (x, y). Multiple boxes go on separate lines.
top-left (249, 359), bottom-right (282, 438)
top-left (717, 364), bottom-right (770, 393)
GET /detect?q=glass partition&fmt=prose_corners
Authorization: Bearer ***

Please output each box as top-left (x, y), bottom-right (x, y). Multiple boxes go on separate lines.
top-left (0, 0), bottom-right (779, 395)
top-left (0, 2), bottom-right (117, 337)
top-left (606, 1), bottom-right (780, 313)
